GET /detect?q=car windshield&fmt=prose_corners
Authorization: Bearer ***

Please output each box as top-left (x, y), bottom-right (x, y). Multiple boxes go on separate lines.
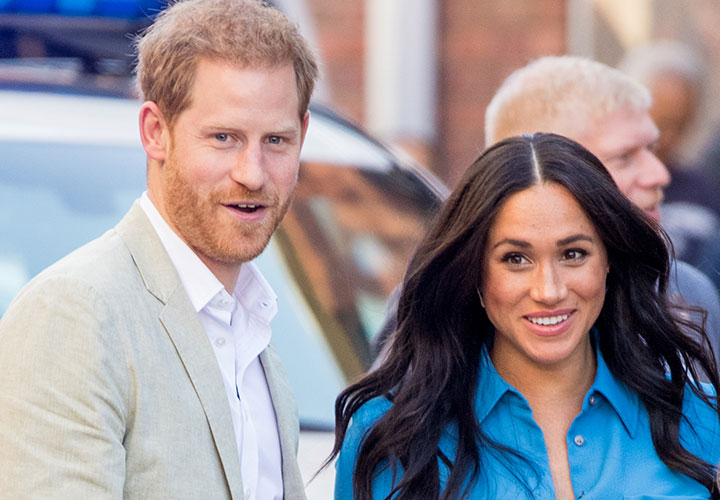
top-left (0, 98), bottom-right (441, 429)
top-left (0, 140), bottom-right (145, 303)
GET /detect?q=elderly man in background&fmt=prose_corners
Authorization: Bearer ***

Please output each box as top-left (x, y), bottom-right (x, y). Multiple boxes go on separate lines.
top-left (484, 55), bottom-right (720, 366)
top-left (0, 0), bottom-right (318, 499)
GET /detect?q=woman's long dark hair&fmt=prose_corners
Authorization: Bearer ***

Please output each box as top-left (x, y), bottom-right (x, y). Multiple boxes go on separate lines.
top-left (329, 133), bottom-right (720, 499)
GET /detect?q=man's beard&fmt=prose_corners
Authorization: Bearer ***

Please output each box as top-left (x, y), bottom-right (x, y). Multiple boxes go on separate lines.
top-left (162, 151), bottom-right (295, 265)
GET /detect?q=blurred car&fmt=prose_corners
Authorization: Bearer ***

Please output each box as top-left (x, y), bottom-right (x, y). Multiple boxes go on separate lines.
top-left (0, 82), bottom-right (447, 496)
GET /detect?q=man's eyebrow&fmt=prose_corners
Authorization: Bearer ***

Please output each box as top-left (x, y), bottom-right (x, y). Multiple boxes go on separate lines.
top-left (604, 137), bottom-right (658, 161)
top-left (268, 127), bottom-right (301, 135)
top-left (602, 145), bottom-right (635, 161)
top-left (201, 123), bottom-right (300, 134)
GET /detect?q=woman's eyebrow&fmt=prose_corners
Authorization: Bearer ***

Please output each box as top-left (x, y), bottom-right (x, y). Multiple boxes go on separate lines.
top-left (556, 234), bottom-right (595, 247)
top-left (491, 238), bottom-right (530, 250)
top-left (491, 234), bottom-right (595, 251)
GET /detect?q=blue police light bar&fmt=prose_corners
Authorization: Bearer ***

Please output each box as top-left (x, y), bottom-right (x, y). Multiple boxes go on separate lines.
top-left (0, 0), bottom-right (166, 18)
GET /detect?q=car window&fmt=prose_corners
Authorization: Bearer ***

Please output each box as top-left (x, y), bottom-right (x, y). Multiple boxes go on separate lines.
top-left (0, 140), bottom-right (145, 307)
top-left (258, 112), bottom-right (441, 427)
top-left (267, 161), bottom-right (438, 427)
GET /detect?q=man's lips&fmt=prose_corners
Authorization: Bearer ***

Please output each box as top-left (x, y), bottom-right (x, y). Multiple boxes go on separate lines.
top-left (225, 202), bottom-right (265, 214)
top-left (222, 202), bottom-right (269, 220)
top-left (643, 204), bottom-right (661, 221)
top-left (642, 193), bottom-right (664, 221)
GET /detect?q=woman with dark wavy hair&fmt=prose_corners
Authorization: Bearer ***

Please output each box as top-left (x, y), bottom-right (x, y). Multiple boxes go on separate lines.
top-left (330, 133), bottom-right (720, 499)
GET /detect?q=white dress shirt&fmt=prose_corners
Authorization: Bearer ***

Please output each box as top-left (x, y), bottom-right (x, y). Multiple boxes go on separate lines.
top-left (140, 193), bottom-right (283, 500)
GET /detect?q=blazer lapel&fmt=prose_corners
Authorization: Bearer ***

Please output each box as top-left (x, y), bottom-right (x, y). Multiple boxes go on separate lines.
top-left (261, 344), bottom-right (306, 500)
top-left (116, 203), bottom-right (245, 499)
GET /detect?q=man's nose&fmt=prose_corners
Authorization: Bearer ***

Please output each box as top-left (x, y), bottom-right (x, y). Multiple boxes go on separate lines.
top-left (231, 143), bottom-right (267, 191)
top-left (640, 150), bottom-right (671, 189)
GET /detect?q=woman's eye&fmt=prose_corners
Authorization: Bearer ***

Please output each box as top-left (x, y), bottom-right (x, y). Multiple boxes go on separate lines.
top-left (502, 253), bottom-right (527, 265)
top-left (564, 248), bottom-right (588, 260)
top-left (215, 133), bottom-right (229, 142)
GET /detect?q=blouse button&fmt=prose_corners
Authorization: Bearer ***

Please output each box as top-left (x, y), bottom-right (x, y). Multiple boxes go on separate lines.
top-left (589, 395), bottom-right (597, 406)
top-left (574, 435), bottom-right (585, 446)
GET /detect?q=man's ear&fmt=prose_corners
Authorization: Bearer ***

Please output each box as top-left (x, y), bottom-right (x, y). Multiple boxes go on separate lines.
top-left (300, 110), bottom-right (310, 145)
top-left (139, 101), bottom-right (169, 162)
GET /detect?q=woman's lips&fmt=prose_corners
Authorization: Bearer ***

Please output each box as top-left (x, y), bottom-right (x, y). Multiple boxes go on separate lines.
top-left (523, 310), bottom-right (576, 336)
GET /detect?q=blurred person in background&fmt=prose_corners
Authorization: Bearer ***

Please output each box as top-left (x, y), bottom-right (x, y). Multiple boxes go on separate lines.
top-left (484, 55), bottom-right (720, 369)
top-left (0, 0), bottom-right (317, 499)
top-left (619, 40), bottom-right (720, 278)
top-left (332, 134), bottom-right (720, 499)
top-left (619, 40), bottom-right (709, 205)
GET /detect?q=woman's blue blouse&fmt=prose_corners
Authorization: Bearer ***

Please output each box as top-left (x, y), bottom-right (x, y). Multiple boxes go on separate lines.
top-left (334, 346), bottom-right (720, 499)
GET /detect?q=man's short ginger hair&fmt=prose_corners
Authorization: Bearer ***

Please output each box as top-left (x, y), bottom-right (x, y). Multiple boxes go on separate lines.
top-left (484, 55), bottom-right (651, 147)
top-left (135, 0), bottom-right (319, 127)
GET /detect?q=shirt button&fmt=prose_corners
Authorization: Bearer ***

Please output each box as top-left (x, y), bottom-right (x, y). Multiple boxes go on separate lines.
top-left (574, 435), bottom-right (585, 446)
top-left (214, 337), bottom-right (226, 347)
top-left (589, 395), bottom-right (597, 406)
top-left (245, 488), bottom-right (252, 499)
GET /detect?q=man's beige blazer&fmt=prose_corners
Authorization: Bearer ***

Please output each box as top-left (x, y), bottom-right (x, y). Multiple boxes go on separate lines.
top-left (0, 203), bottom-right (306, 499)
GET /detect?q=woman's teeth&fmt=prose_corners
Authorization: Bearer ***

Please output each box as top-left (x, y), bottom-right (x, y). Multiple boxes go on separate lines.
top-left (527, 314), bottom-right (569, 326)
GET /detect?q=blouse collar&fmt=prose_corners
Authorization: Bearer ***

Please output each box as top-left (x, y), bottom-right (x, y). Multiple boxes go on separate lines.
top-left (474, 330), bottom-right (641, 437)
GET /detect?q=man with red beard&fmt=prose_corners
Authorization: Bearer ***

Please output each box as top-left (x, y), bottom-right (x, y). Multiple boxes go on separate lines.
top-left (0, 1), bottom-right (318, 499)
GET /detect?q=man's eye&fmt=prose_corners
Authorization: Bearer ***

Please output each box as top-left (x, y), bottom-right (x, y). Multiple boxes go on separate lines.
top-left (609, 151), bottom-right (635, 169)
top-left (268, 136), bottom-right (282, 145)
top-left (215, 133), bottom-right (229, 142)
top-left (619, 152), bottom-right (634, 163)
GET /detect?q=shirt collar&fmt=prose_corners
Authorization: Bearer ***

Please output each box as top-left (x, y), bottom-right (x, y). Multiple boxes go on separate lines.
top-left (588, 335), bottom-right (641, 437)
top-left (138, 192), bottom-right (277, 323)
top-left (474, 331), bottom-right (641, 438)
top-left (474, 346), bottom-right (519, 424)
top-left (235, 259), bottom-right (278, 324)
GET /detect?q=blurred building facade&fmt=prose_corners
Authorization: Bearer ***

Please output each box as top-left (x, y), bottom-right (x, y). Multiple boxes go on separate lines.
top-left (290, 0), bottom-right (566, 186)
top-left (4, 0), bottom-right (720, 186)
top-left (280, 0), bottom-right (720, 187)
